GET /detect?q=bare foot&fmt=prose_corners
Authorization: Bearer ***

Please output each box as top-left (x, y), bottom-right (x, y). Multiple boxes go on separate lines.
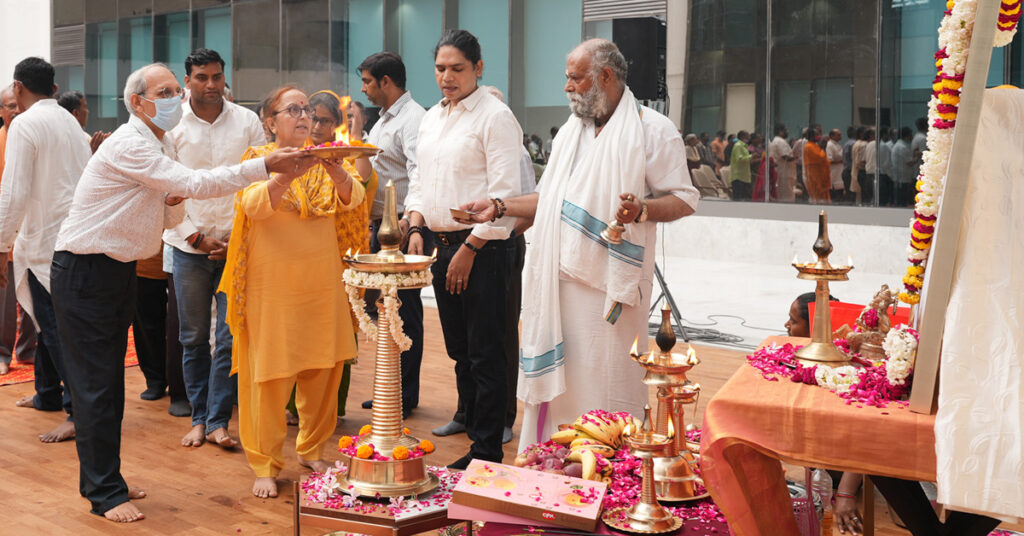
top-left (285, 411), bottom-right (298, 426)
top-left (205, 427), bottom-right (239, 449)
top-left (298, 456), bottom-right (330, 474)
top-left (15, 395), bottom-right (34, 408)
top-left (103, 501), bottom-right (145, 523)
top-left (39, 420), bottom-right (75, 443)
top-left (128, 487), bottom-right (147, 500)
top-left (181, 424), bottom-right (205, 447)
top-left (0, 362), bottom-right (8, 375)
top-left (252, 477), bottom-right (278, 498)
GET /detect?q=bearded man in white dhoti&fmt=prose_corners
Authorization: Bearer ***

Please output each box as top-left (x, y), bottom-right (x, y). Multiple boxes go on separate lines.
top-left (455, 39), bottom-right (698, 451)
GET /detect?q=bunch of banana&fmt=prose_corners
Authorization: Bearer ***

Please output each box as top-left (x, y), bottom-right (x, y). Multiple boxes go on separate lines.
top-left (553, 409), bottom-right (640, 450)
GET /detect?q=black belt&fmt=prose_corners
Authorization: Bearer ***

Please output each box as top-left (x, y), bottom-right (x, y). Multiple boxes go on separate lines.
top-left (433, 229), bottom-right (472, 246)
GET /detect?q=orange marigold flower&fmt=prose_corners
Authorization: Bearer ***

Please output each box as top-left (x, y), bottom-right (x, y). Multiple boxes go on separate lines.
top-left (392, 446), bottom-right (410, 460)
top-left (419, 439), bottom-right (435, 453)
top-left (338, 436), bottom-right (354, 449)
top-left (356, 445), bottom-right (374, 459)
top-left (359, 424), bottom-right (372, 436)
top-left (403, 427), bottom-right (411, 435)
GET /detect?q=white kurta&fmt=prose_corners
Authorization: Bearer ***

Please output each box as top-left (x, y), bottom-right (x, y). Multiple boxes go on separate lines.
top-left (517, 106), bottom-right (699, 451)
top-left (934, 87), bottom-right (1024, 521)
top-left (0, 99), bottom-right (91, 326)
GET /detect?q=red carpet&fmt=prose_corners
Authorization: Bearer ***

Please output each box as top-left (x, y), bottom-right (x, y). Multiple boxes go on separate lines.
top-left (0, 328), bottom-right (139, 387)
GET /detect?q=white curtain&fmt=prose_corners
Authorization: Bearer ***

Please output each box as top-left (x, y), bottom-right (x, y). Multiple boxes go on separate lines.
top-left (935, 87), bottom-right (1024, 521)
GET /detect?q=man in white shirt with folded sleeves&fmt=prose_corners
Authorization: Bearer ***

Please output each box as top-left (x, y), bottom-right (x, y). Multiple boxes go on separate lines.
top-left (162, 48), bottom-right (265, 450)
top-left (49, 62), bottom-right (309, 524)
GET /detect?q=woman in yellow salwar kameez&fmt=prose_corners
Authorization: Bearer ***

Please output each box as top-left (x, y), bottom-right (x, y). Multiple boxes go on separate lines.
top-left (219, 86), bottom-right (366, 499)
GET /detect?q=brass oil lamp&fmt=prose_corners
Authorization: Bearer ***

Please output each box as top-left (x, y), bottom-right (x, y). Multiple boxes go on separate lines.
top-left (791, 211), bottom-right (853, 367)
top-left (629, 303), bottom-right (705, 502)
top-left (602, 406), bottom-right (682, 534)
top-left (338, 180), bottom-right (437, 497)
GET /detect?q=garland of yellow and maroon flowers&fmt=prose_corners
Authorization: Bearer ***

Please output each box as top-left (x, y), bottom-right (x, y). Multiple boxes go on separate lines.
top-left (899, 0), bottom-right (1020, 305)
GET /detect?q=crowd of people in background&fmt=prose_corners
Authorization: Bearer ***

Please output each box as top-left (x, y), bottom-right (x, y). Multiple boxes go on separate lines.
top-left (680, 119), bottom-right (927, 207)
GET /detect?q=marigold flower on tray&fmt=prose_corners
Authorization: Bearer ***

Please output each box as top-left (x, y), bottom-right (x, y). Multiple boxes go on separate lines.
top-left (356, 445), bottom-right (374, 459)
top-left (392, 446), bottom-right (410, 460)
top-left (359, 424), bottom-right (372, 436)
top-left (338, 435), bottom-right (354, 449)
top-left (403, 427), bottom-right (411, 435)
top-left (419, 439), bottom-right (435, 453)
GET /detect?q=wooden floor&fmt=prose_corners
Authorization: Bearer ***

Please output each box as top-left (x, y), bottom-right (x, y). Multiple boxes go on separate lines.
top-left (0, 308), bottom-right (918, 535)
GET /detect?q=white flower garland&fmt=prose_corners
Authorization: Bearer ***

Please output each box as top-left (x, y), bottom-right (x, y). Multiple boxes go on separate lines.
top-left (342, 268), bottom-right (434, 352)
top-left (813, 365), bottom-right (860, 394)
top-left (882, 325), bottom-right (919, 386)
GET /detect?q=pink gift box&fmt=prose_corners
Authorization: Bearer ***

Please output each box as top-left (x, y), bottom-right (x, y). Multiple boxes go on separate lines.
top-left (447, 501), bottom-right (560, 527)
top-left (450, 460), bottom-right (607, 531)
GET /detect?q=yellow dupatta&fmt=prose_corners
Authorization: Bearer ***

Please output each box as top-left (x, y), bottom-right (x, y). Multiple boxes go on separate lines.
top-left (219, 142), bottom-right (376, 375)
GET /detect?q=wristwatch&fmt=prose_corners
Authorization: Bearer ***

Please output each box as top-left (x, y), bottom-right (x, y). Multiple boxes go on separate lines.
top-left (634, 201), bottom-right (649, 223)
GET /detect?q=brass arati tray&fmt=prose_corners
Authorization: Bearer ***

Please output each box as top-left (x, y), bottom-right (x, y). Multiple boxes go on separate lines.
top-left (303, 145), bottom-right (381, 159)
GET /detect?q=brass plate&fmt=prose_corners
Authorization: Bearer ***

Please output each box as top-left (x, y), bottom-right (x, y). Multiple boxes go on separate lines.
top-left (303, 145), bottom-right (382, 159)
top-left (602, 507), bottom-right (683, 534)
top-left (336, 471), bottom-right (440, 499)
top-left (344, 254), bottom-right (436, 276)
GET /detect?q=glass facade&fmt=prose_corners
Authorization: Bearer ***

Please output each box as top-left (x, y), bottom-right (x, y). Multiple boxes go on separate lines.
top-left (53, 0), bottom-right (640, 139)
top-left (685, 0), bottom-right (1021, 208)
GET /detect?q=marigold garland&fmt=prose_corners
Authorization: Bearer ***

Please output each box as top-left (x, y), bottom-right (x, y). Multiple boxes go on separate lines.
top-left (899, 0), bottom-right (1019, 305)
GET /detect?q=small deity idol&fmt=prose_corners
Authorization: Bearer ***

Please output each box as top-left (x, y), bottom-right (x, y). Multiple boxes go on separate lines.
top-left (833, 284), bottom-right (896, 362)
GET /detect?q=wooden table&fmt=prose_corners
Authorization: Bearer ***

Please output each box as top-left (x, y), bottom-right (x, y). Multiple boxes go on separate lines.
top-left (699, 336), bottom-right (936, 536)
top-left (293, 482), bottom-right (471, 536)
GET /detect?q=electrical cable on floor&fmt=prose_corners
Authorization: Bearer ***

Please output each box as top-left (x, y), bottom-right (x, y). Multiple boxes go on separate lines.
top-left (647, 311), bottom-right (786, 351)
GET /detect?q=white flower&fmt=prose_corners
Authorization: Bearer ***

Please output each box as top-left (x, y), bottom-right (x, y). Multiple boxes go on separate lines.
top-left (883, 325), bottom-right (918, 385)
top-left (342, 268), bottom-right (434, 351)
top-left (814, 365), bottom-right (859, 394)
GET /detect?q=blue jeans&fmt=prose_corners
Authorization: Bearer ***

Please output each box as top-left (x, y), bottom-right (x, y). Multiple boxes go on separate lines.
top-left (172, 249), bottom-right (234, 432)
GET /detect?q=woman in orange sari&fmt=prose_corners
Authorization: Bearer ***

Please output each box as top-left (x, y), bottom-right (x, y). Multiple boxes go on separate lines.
top-left (220, 86), bottom-right (366, 499)
top-left (802, 129), bottom-right (831, 204)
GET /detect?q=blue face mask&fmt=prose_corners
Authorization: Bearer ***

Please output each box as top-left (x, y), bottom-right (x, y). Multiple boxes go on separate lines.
top-left (140, 94), bottom-right (183, 131)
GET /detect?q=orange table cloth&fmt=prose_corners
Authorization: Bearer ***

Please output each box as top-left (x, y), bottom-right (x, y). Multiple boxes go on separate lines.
top-left (699, 336), bottom-right (936, 535)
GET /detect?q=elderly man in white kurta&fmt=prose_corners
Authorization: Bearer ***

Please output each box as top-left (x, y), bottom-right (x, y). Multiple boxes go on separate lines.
top-left (456, 39), bottom-right (698, 450)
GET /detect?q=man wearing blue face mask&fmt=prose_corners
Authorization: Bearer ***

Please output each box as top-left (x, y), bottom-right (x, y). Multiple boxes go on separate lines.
top-left (48, 62), bottom-right (314, 524)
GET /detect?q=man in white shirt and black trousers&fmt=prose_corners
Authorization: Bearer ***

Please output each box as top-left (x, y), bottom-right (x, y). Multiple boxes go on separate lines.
top-left (0, 57), bottom-right (92, 445)
top-left (49, 63), bottom-right (311, 524)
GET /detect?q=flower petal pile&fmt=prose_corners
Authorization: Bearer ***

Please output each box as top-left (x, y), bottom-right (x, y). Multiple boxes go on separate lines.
top-left (746, 338), bottom-right (915, 408)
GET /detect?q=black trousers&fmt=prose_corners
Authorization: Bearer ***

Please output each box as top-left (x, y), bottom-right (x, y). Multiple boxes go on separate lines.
top-left (370, 218), bottom-right (434, 410)
top-left (730, 180), bottom-right (752, 200)
top-left (51, 251), bottom-right (137, 516)
top-left (0, 261), bottom-right (36, 365)
top-left (432, 236), bottom-right (512, 462)
top-left (28, 269), bottom-right (72, 415)
top-left (876, 173), bottom-right (894, 206)
top-left (165, 274), bottom-right (186, 401)
top-left (133, 277), bottom-right (168, 390)
top-left (857, 170), bottom-right (874, 206)
top-left (453, 233), bottom-right (525, 429)
top-left (871, 476), bottom-right (1001, 536)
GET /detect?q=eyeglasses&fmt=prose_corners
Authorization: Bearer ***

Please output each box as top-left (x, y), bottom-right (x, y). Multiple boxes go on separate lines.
top-left (311, 115), bottom-right (337, 126)
top-left (146, 87), bottom-right (185, 100)
top-left (274, 105), bottom-right (315, 119)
